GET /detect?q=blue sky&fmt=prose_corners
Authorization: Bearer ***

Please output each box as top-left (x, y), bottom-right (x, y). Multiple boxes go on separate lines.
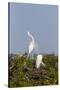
top-left (9, 3), bottom-right (58, 55)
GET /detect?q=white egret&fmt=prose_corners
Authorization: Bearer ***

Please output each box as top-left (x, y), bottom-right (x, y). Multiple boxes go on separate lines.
top-left (36, 55), bottom-right (45, 69)
top-left (27, 31), bottom-right (45, 69)
top-left (27, 32), bottom-right (35, 55)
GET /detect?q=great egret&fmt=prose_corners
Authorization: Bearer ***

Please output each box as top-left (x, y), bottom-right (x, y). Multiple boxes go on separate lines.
top-left (27, 32), bottom-right (35, 55)
top-left (36, 55), bottom-right (45, 68)
top-left (27, 31), bottom-right (45, 69)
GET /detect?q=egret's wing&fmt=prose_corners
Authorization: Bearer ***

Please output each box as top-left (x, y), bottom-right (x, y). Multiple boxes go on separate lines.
top-left (36, 55), bottom-right (43, 68)
top-left (36, 58), bottom-right (41, 68)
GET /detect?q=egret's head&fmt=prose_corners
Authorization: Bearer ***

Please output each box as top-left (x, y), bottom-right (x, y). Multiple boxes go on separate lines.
top-left (27, 31), bottom-right (31, 36)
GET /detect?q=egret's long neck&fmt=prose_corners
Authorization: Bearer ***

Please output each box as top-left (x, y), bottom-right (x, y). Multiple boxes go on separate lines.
top-left (28, 33), bottom-right (35, 44)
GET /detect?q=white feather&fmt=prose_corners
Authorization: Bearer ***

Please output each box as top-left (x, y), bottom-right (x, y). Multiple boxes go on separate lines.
top-left (36, 55), bottom-right (45, 68)
top-left (27, 32), bottom-right (35, 54)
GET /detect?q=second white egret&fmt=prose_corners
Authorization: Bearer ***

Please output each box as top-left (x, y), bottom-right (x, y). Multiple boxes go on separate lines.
top-left (36, 55), bottom-right (45, 69)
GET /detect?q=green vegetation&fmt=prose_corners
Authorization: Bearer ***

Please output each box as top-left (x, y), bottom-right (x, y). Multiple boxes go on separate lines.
top-left (8, 54), bottom-right (58, 87)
